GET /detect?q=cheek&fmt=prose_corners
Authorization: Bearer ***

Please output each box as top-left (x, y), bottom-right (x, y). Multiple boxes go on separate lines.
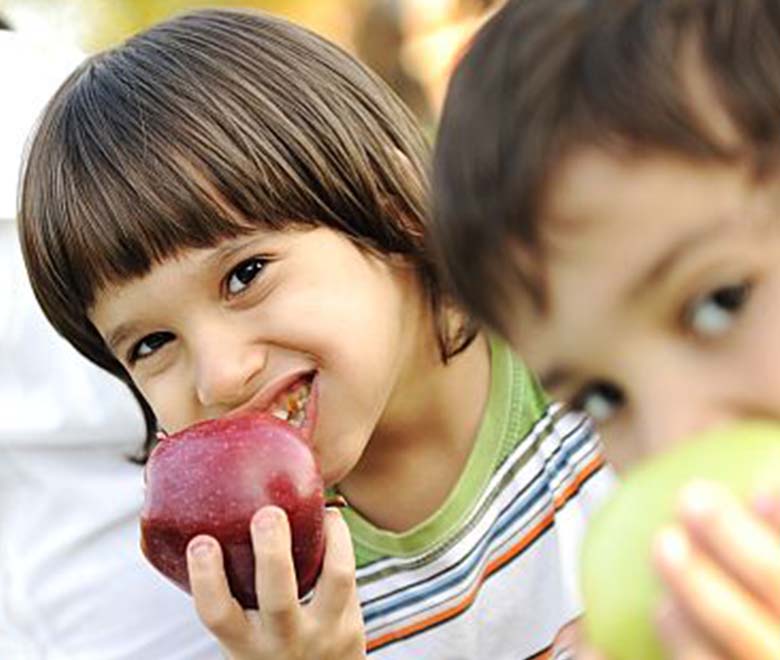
top-left (137, 372), bottom-right (192, 433)
top-left (598, 424), bottom-right (646, 474)
top-left (736, 270), bottom-right (780, 383)
top-left (320, 278), bottom-right (407, 367)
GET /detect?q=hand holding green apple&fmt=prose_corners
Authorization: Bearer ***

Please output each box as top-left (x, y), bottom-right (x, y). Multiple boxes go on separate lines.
top-left (581, 421), bottom-right (780, 660)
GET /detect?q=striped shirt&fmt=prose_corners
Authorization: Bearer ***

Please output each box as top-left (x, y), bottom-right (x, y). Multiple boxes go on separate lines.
top-left (343, 339), bottom-right (616, 659)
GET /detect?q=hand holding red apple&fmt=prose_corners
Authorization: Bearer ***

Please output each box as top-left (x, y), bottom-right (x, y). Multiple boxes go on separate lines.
top-left (140, 413), bottom-right (366, 658)
top-left (187, 505), bottom-right (366, 660)
top-left (140, 413), bottom-right (327, 607)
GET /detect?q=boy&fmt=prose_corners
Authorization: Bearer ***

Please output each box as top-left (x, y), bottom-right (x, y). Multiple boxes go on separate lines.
top-left (433, 0), bottom-right (780, 656)
top-left (18, 9), bottom-right (614, 659)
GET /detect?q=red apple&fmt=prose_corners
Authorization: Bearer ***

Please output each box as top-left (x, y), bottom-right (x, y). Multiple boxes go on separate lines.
top-left (140, 413), bottom-right (326, 609)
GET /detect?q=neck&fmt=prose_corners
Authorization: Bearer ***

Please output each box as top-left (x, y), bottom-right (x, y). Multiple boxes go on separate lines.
top-left (338, 322), bottom-right (491, 532)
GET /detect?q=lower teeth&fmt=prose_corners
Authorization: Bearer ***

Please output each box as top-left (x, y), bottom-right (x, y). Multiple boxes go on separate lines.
top-left (289, 409), bottom-right (305, 427)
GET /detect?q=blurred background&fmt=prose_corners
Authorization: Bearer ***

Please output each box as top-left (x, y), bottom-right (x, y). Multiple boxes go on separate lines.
top-left (0, 0), bottom-right (503, 130)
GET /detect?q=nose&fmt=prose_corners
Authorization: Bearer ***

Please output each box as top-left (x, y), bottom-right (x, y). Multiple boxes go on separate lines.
top-left (631, 380), bottom-right (736, 459)
top-left (191, 323), bottom-right (267, 413)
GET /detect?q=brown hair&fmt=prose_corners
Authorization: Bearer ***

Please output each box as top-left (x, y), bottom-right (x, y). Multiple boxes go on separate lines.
top-left (19, 8), bottom-right (469, 459)
top-left (433, 0), bottom-right (780, 335)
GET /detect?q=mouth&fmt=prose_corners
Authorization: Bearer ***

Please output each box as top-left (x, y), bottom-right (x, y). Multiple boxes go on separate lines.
top-left (269, 374), bottom-right (314, 429)
top-left (221, 371), bottom-right (319, 445)
top-left (254, 372), bottom-right (318, 444)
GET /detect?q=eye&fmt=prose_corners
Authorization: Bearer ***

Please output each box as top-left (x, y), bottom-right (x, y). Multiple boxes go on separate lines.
top-left (686, 282), bottom-right (752, 338)
top-left (572, 381), bottom-right (625, 424)
top-left (226, 257), bottom-right (266, 296)
top-left (129, 331), bottom-right (174, 364)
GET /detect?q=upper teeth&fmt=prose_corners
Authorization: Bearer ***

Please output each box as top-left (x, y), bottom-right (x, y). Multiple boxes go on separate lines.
top-left (270, 380), bottom-right (311, 428)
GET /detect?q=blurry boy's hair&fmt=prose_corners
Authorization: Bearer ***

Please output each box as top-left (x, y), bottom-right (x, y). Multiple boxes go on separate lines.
top-left (20, 9), bottom-right (469, 457)
top-left (433, 0), bottom-right (780, 336)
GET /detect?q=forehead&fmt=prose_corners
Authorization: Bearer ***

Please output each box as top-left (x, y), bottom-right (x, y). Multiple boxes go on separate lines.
top-left (537, 147), bottom-right (780, 286)
top-left (89, 229), bottom-right (278, 311)
top-left (542, 148), bottom-right (757, 255)
top-left (88, 245), bottom-right (213, 326)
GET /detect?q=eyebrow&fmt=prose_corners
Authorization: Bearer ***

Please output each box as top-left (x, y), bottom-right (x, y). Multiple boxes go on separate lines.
top-left (625, 215), bottom-right (736, 301)
top-left (204, 237), bottom-right (255, 267)
top-left (105, 321), bottom-right (141, 357)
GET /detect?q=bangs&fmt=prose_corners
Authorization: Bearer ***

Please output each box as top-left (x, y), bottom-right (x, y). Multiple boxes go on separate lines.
top-left (27, 55), bottom-right (349, 311)
top-left (41, 93), bottom-right (267, 309)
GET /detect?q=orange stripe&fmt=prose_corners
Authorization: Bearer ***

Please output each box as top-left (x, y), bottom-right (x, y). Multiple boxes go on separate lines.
top-left (554, 454), bottom-right (605, 511)
top-left (365, 454), bottom-right (606, 652)
top-left (527, 650), bottom-right (553, 660)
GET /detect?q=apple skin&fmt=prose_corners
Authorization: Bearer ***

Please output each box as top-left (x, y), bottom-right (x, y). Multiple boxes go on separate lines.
top-left (580, 421), bottom-right (780, 660)
top-left (140, 413), bottom-right (326, 609)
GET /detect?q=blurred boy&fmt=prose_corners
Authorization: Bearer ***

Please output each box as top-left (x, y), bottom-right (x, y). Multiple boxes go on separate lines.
top-left (433, 0), bottom-right (780, 656)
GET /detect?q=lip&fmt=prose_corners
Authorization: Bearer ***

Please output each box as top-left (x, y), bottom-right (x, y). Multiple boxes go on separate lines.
top-left (225, 370), bottom-right (318, 444)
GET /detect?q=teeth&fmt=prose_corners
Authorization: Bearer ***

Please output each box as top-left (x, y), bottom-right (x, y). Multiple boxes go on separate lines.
top-left (269, 380), bottom-right (311, 428)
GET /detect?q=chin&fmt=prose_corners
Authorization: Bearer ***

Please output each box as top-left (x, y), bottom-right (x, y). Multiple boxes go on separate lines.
top-left (322, 464), bottom-right (351, 489)
top-left (319, 450), bottom-right (362, 489)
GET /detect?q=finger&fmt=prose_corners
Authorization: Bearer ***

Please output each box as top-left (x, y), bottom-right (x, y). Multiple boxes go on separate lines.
top-left (575, 646), bottom-right (609, 660)
top-left (251, 506), bottom-right (300, 639)
top-left (187, 535), bottom-right (249, 643)
top-left (312, 508), bottom-right (359, 619)
top-left (678, 481), bottom-right (780, 614)
top-left (752, 488), bottom-right (780, 532)
top-left (655, 598), bottom-right (722, 660)
top-left (654, 526), bottom-right (780, 660)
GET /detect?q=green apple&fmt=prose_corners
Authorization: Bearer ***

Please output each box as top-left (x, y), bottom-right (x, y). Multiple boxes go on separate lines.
top-left (581, 420), bottom-right (780, 660)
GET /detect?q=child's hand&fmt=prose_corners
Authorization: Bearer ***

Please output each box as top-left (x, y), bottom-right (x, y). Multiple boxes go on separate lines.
top-left (185, 506), bottom-right (366, 660)
top-left (652, 482), bottom-right (780, 659)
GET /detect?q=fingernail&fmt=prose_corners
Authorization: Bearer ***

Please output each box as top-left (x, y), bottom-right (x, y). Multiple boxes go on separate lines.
top-left (655, 527), bottom-right (690, 570)
top-left (253, 506), bottom-right (282, 533)
top-left (188, 537), bottom-right (215, 559)
top-left (654, 598), bottom-right (682, 644)
top-left (679, 481), bottom-right (718, 520)
top-left (752, 488), bottom-right (780, 518)
top-left (326, 506), bottom-right (343, 519)
top-left (654, 597), bottom-right (676, 635)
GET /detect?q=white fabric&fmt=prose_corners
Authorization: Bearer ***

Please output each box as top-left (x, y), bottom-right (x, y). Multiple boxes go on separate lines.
top-left (0, 31), bottom-right (219, 659)
top-left (0, 32), bottom-right (82, 221)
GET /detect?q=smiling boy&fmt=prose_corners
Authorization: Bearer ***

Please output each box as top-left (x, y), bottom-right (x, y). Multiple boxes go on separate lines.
top-left (17, 8), bottom-right (615, 658)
